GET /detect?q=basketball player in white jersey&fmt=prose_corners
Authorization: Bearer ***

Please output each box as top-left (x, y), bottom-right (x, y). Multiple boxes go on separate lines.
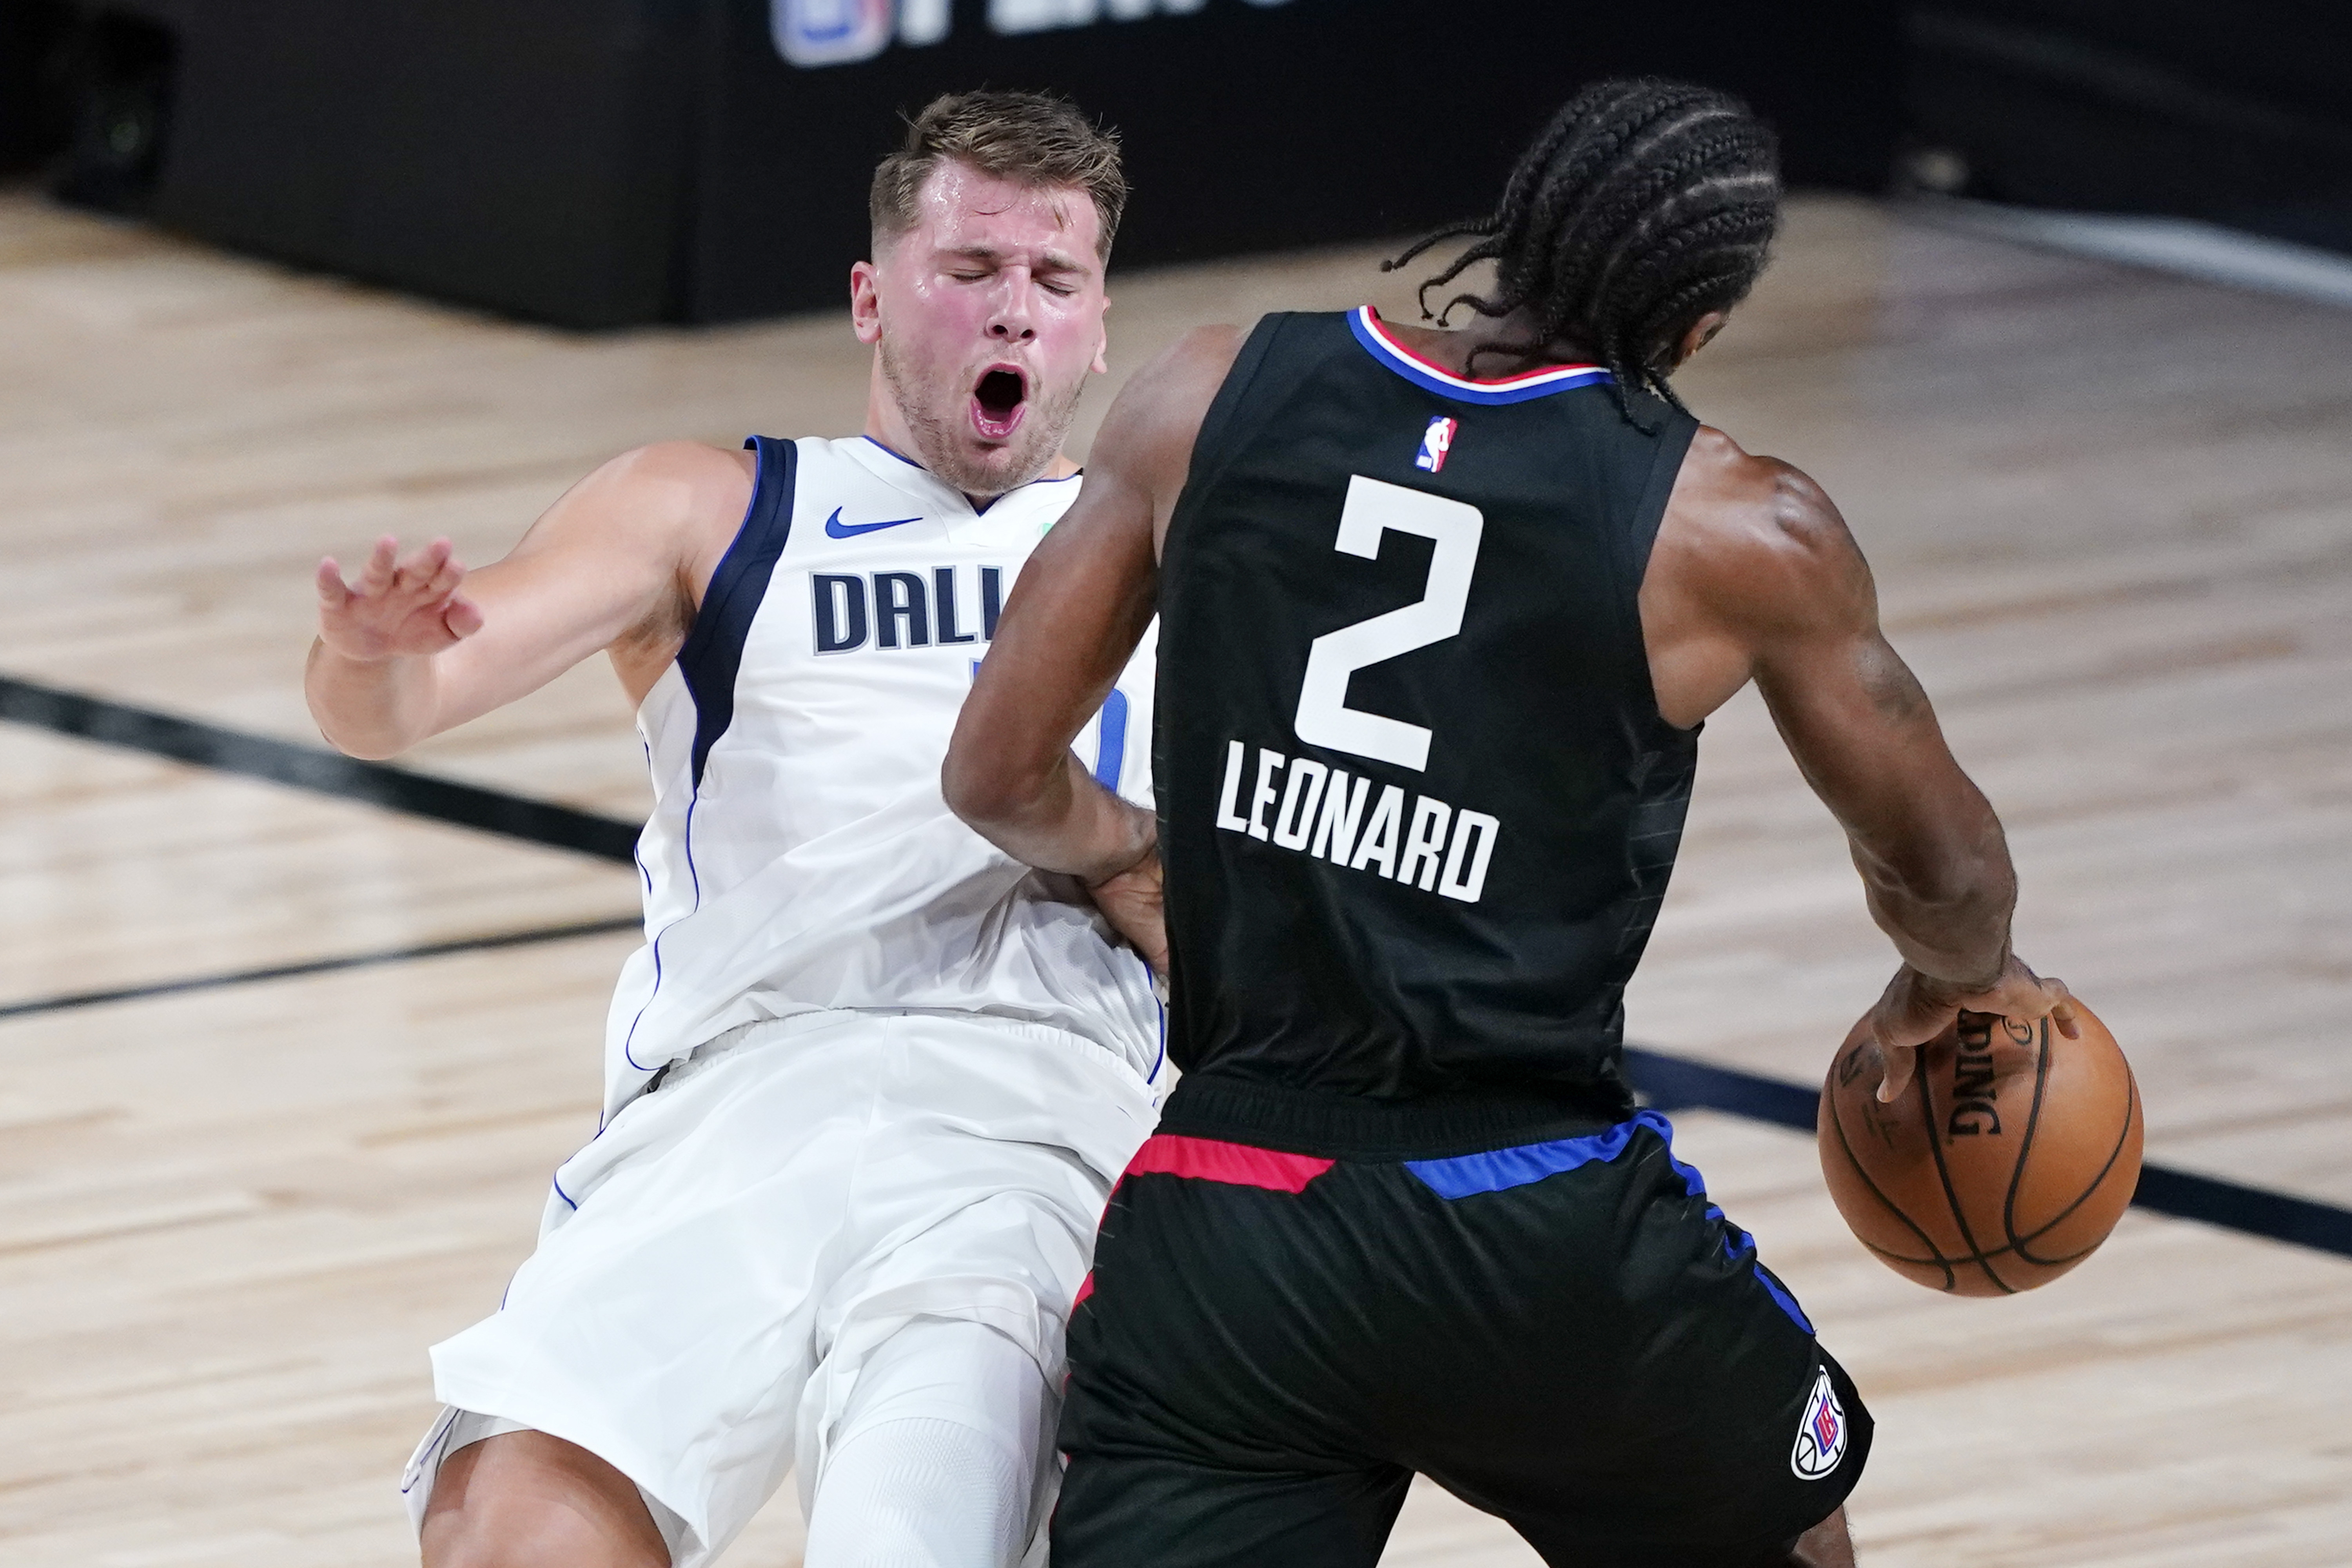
top-left (302, 93), bottom-right (1159, 1568)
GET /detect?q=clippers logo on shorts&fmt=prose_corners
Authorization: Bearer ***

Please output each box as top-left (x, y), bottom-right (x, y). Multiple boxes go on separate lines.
top-left (1790, 1367), bottom-right (1848, 1480)
top-left (1414, 416), bottom-right (1457, 474)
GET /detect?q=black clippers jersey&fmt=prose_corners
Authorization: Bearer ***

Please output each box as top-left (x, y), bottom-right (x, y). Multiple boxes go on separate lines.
top-left (1155, 309), bottom-right (1701, 1116)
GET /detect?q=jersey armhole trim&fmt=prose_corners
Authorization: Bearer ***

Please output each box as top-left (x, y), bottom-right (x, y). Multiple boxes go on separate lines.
top-left (677, 436), bottom-right (798, 787)
top-left (1611, 409), bottom-right (1702, 740)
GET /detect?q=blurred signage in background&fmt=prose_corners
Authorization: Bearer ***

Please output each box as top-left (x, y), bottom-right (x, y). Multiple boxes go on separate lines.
top-left (19, 0), bottom-right (1899, 328)
top-left (773, 0), bottom-right (1291, 64)
top-left (774, 0), bottom-right (903, 64)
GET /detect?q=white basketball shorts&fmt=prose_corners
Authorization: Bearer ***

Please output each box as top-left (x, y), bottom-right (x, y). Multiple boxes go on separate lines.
top-left (399, 1008), bottom-right (1161, 1566)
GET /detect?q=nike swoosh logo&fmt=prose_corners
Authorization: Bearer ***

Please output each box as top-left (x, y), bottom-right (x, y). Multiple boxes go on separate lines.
top-left (825, 507), bottom-right (923, 539)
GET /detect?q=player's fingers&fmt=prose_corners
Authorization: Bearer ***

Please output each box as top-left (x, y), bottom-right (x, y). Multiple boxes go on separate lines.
top-left (1877, 975), bottom-right (1956, 1052)
top-left (394, 537), bottom-right (452, 596)
top-left (355, 537), bottom-right (400, 594)
top-left (443, 595), bottom-right (485, 641)
top-left (315, 557), bottom-right (350, 608)
top-left (1874, 1039), bottom-right (1917, 1104)
top-left (1983, 969), bottom-right (2067, 1025)
top-left (422, 555), bottom-right (466, 603)
top-left (2042, 977), bottom-right (2081, 1039)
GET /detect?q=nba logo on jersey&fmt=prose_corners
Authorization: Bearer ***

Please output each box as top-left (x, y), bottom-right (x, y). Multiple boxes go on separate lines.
top-left (1789, 1367), bottom-right (1847, 1479)
top-left (1414, 416), bottom-right (1457, 474)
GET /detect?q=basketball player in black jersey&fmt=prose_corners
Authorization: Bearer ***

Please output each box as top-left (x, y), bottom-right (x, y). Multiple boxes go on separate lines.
top-left (944, 79), bottom-right (2077, 1567)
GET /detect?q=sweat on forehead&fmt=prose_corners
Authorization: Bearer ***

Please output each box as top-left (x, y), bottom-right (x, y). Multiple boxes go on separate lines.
top-left (867, 89), bottom-right (1126, 261)
top-left (875, 162), bottom-right (1103, 265)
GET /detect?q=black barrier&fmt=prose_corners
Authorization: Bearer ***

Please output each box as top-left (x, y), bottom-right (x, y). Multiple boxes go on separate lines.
top-left (1907, 2), bottom-right (2352, 254)
top-left (0, 1), bottom-right (71, 172)
top-left (40, 0), bottom-right (1898, 327)
top-left (682, 0), bottom-right (1904, 321)
top-left (75, 0), bottom-right (702, 327)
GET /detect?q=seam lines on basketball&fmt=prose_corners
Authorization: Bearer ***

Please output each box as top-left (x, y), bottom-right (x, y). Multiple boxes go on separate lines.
top-left (1999, 1016), bottom-right (2057, 1262)
top-left (2012, 1065), bottom-right (2141, 1265)
top-left (1836, 1068), bottom-right (2078, 1274)
top-left (1829, 1087), bottom-right (1955, 1289)
top-left (2007, 1043), bottom-right (2132, 1255)
top-left (1914, 1043), bottom-right (2018, 1295)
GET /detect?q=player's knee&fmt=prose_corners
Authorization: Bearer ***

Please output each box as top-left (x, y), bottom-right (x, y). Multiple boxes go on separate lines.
top-left (419, 1499), bottom-right (537, 1568)
top-left (1780, 1504), bottom-right (1854, 1568)
top-left (418, 1508), bottom-right (516, 1568)
top-left (420, 1434), bottom-right (669, 1568)
top-left (423, 1503), bottom-right (667, 1568)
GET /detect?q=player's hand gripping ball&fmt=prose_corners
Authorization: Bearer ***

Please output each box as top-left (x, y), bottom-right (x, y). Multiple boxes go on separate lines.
top-left (1817, 1001), bottom-right (2143, 1296)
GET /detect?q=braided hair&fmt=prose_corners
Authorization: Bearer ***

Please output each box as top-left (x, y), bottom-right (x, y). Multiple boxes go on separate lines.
top-left (1385, 78), bottom-right (1781, 427)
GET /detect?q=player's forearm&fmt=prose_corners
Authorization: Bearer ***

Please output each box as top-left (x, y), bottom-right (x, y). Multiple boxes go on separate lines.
top-left (304, 639), bottom-right (443, 759)
top-left (1849, 800), bottom-right (2017, 989)
top-left (948, 750), bottom-right (1156, 885)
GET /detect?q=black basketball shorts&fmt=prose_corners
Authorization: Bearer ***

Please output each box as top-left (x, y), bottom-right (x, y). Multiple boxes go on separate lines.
top-left (1053, 1080), bottom-right (1871, 1568)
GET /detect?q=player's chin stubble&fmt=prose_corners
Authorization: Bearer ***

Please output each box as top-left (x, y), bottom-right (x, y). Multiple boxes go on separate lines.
top-left (881, 337), bottom-right (1085, 498)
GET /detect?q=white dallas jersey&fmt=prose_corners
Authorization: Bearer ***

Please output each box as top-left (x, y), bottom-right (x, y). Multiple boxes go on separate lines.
top-left (603, 434), bottom-right (1160, 1118)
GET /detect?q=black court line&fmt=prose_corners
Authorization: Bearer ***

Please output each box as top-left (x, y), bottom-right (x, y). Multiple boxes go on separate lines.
top-left (1625, 1046), bottom-right (2352, 1263)
top-left (7, 671), bottom-right (2346, 1262)
top-left (0, 674), bottom-right (640, 864)
top-left (0, 915), bottom-right (642, 1022)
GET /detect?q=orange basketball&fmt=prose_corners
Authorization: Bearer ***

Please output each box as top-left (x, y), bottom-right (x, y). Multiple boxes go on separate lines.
top-left (1817, 1001), bottom-right (2142, 1296)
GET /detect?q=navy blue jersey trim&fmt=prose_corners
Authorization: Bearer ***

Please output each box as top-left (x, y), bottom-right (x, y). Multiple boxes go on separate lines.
top-left (678, 437), bottom-right (797, 788)
top-left (862, 434), bottom-right (925, 470)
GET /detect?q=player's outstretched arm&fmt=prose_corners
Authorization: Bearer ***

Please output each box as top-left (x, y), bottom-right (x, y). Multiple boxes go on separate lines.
top-left (944, 327), bottom-right (1242, 969)
top-left (306, 441), bottom-right (750, 758)
top-left (1645, 430), bottom-right (2074, 1099)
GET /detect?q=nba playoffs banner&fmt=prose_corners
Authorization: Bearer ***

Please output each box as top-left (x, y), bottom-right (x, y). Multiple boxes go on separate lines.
top-left (685, 0), bottom-right (1900, 321)
top-left (771, 0), bottom-right (1297, 67)
top-left (60, 0), bottom-right (1897, 326)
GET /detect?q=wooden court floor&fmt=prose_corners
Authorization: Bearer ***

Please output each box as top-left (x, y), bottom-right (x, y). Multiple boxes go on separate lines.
top-left (4, 185), bottom-right (2351, 1566)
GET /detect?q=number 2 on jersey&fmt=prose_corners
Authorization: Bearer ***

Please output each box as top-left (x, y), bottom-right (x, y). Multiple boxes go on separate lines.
top-left (1293, 475), bottom-right (1485, 772)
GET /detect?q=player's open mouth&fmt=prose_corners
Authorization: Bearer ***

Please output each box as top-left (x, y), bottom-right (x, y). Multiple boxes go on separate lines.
top-left (971, 366), bottom-right (1028, 442)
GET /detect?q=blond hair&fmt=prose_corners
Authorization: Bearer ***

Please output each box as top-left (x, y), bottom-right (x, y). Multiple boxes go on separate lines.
top-left (870, 90), bottom-right (1127, 261)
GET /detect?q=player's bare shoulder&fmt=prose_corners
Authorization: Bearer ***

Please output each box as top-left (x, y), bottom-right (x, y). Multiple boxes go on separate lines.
top-left (527, 438), bottom-right (760, 690)
top-left (578, 439), bottom-right (757, 571)
top-left (1662, 428), bottom-right (1867, 613)
top-left (1106, 324), bottom-right (1247, 464)
top-left (1162, 322), bottom-right (1249, 378)
top-left (1641, 425), bottom-right (1877, 725)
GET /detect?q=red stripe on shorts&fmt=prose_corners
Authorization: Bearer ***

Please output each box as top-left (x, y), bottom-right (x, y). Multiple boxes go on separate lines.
top-left (1123, 1133), bottom-right (1336, 1193)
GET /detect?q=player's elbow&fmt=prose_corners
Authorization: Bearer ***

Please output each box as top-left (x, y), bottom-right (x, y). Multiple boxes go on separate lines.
top-left (303, 647), bottom-right (427, 760)
top-left (940, 739), bottom-right (1025, 838)
top-left (309, 702), bottom-right (410, 761)
top-left (327, 731), bottom-right (405, 762)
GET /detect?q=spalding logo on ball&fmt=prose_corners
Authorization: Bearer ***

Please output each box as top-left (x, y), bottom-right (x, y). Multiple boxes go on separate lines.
top-left (1817, 1000), bottom-right (2143, 1296)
